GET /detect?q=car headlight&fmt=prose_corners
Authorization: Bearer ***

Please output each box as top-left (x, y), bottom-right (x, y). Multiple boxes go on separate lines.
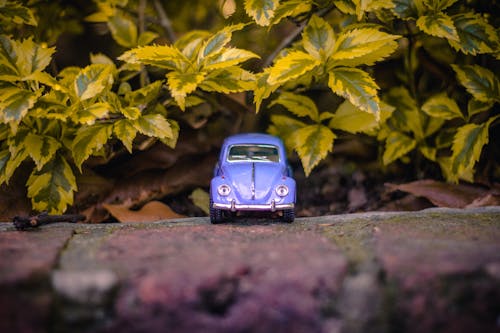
top-left (217, 184), bottom-right (231, 196)
top-left (275, 185), bottom-right (289, 197)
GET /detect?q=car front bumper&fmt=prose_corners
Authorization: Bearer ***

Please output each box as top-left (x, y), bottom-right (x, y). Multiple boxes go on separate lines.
top-left (213, 200), bottom-right (294, 212)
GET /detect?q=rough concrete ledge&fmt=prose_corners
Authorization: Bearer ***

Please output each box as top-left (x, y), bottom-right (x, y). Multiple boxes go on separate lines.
top-left (1, 207), bottom-right (499, 333)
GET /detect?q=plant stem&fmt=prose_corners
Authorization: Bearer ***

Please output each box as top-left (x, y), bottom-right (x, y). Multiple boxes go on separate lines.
top-left (153, 0), bottom-right (177, 43)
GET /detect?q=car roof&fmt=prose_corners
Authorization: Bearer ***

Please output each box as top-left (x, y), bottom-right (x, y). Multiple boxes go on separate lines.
top-left (223, 133), bottom-right (284, 147)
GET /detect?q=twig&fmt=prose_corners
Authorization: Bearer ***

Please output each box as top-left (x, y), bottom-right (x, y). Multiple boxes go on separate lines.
top-left (138, 0), bottom-right (150, 86)
top-left (153, 0), bottom-right (177, 43)
top-left (13, 212), bottom-right (85, 230)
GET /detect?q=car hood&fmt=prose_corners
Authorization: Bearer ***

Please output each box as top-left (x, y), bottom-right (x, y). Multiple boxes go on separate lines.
top-left (222, 163), bottom-right (284, 201)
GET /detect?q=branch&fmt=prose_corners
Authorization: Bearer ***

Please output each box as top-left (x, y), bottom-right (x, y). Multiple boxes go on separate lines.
top-left (153, 0), bottom-right (177, 43)
top-left (13, 212), bottom-right (85, 230)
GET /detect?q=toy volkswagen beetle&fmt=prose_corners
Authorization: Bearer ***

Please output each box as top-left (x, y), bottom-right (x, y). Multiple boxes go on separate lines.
top-left (210, 133), bottom-right (296, 224)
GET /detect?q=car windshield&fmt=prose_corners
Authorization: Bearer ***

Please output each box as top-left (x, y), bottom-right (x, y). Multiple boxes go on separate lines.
top-left (227, 144), bottom-right (279, 162)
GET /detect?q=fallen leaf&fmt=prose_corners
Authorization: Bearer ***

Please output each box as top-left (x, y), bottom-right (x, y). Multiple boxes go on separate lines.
top-left (189, 188), bottom-right (210, 215)
top-left (466, 193), bottom-right (500, 208)
top-left (385, 180), bottom-right (489, 208)
top-left (103, 201), bottom-right (185, 222)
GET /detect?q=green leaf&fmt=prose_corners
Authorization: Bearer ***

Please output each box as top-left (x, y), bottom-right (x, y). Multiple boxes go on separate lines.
top-left (421, 93), bottom-right (463, 120)
top-left (198, 23), bottom-right (246, 59)
top-left (330, 27), bottom-right (400, 67)
top-left (449, 117), bottom-right (498, 182)
top-left (293, 124), bottom-right (335, 176)
top-left (24, 133), bottom-right (61, 171)
top-left (114, 119), bottom-right (136, 153)
top-left (133, 114), bottom-right (173, 139)
top-left (449, 13), bottom-right (498, 55)
top-left (0, 146), bottom-right (28, 184)
top-left (72, 124), bottom-right (113, 170)
top-left (419, 145), bottom-right (437, 161)
top-left (203, 48), bottom-right (259, 70)
top-left (120, 106), bottom-right (141, 120)
top-left (268, 114), bottom-right (307, 151)
top-left (302, 15), bottom-right (335, 60)
top-left (452, 64), bottom-right (500, 103)
top-left (27, 154), bottom-right (77, 214)
top-left (422, 116), bottom-right (445, 137)
top-left (383, 132), bottom-right (417, 165)
top-left (416, 13), bottom-right (459, 41)
top-left (384, 87), bottom-right (425, 139)
top-left (328, 67), bottom-right (380, 118)
top-left (118, 45), bottom-right (187, 70)
top-left (244, 0), bottom-right (279, 26)
top-left (74, 64), bottom-right (114, 101)
top-left (0, 87), bottom-right (39, 124)
top-left (350, 0), bottom-right (395, 20)
top-left (108, 11), bottom-right (138, 48)
top-left (267, 51), bottom-right (320, 85)
top-left (199, 67), bottom-right (255, 93)
top-left (166, 70), bottom-right (206, 110)
top-left (269, 92), bottom-right (319, 121)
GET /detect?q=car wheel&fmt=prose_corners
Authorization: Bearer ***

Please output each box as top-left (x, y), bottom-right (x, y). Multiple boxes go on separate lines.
top-left (282, 209), bottom-right (295, 223)
top-left (209, 199), bottom-right (224, 224)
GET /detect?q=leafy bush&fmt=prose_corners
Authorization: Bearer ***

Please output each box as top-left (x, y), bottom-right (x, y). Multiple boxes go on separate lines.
top-left (0, 0), bottom-right (499, 214)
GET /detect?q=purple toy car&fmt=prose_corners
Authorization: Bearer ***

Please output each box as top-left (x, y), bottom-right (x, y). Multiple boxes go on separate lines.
top-left (210, 133), bottom-right (296, 224)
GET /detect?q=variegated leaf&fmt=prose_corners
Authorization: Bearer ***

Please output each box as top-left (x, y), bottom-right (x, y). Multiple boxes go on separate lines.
top-left (421, 93), bottom-right (464, 120)
top-left (267, 51), bottom-right (320, 85)
top-left (199, 67), bottom-right (255, 93)
top-left (166, 70), bottom-right (205, 110)
top-left (0, 87), bottom-right (39, 124)
top-left (467, 99), bottom-right (493, 118)
top-left (452, 64), bottom-right (500, 103)
top-left (269, 92), bottom-right (319, 121)
top-left (133, 114), bottom-right (173, 139)
top-left (416, 13), bottom-right (459, 41)
top-left (27, 154), bottom-right (77, 214)
top-left (203, 48), bottom-right (259, 70)
top-left (271, 0), bottom-right (311, 25)
top-left (108, 11), bottom-right (138, 48)
top-left (329, 100), bottom-right (394, 134)
top-left (268, 114), bottom-right (308, 151)
top-left (383, 131), bottom-right (417, 165)
top-left (74, 64), bottom-right (114, 101)
top-left (74, 102), bottom-right (110, 125)
top-left (449, 13), bottom-right (498, 55)
top-left (254, 69), bottom-right (280, 112)
top-left (328, 67), bottom-right (380, 118)
top-left (159, 119), bottom-right (180, 149)
top-left (0, 35), bottom-right (20, 80)
top-left (392, 0), bottom-right (424, 19)
top-left (118, 45), bottom-right (187, 70)
top-left (24, 133), bottom-right (61, 171)
top-left (72, 124), bottom-right (113, 170)
top-left (330, 27), bottom-right (400, 66)
top-left (302, 15), bottom-right (335, 60)
top-left (244, 0), bottom-right (279, 26)
top-left (114, 119), bottom-right (137, 153)
top-left (293, 124), bottom-right (335, 176)
top-left (0, 2), bottom-right (37, 26)
top-left (125, 80), bottom-right (163, 106)
top-left (449, 116), bottom-right (499, 182)
top-left (384, 87), bottom-right (425, 139)
top-left (14, 38), bottom-right (55, 78)
top-left (198, 23), bottom-right (246, 60)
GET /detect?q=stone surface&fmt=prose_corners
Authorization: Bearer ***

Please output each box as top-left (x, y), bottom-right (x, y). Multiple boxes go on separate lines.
top-left (0, 207), bottom-right (499, 333)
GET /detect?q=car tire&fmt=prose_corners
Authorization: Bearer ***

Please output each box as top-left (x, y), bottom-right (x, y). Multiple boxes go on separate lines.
top-left (209, 199), bottom-right (224, 224)
top-left (282, 209), bottom-right (295, 223)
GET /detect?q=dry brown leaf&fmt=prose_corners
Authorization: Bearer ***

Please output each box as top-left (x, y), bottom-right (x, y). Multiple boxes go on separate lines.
top-left (103, 201), bottom-right (185, 222)
top-left (466, 194), bottom-right (500, 208)
top-left (386, 180), bottom-right (489, 208)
